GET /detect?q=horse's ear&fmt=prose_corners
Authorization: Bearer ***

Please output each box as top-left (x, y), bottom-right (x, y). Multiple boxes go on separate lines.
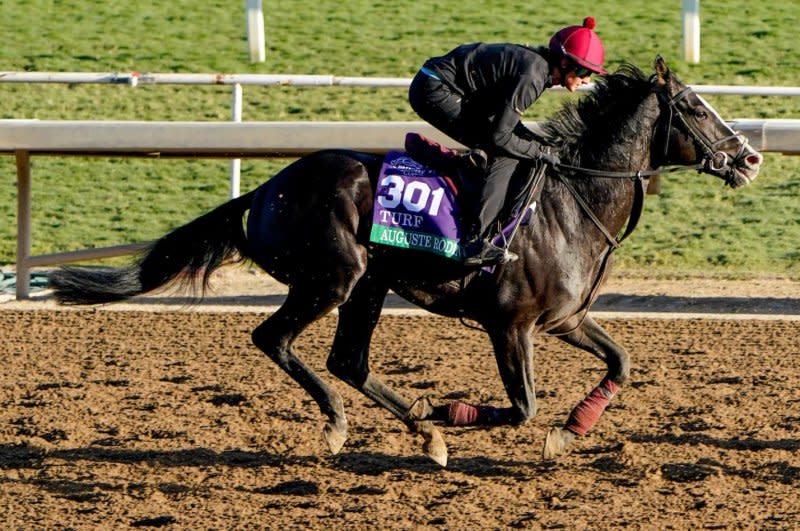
top-left (654, 55), bottom-right (670, 86)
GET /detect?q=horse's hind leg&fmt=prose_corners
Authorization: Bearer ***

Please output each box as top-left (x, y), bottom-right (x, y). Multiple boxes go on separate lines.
top-left (544, 315), bottom-right (631, 459)
top-left (326, 278), bottom-right (448, 466)
top-left (251, 280), bottom-right (359, 455)
top-left (406, 322), bottom-right (536, 429)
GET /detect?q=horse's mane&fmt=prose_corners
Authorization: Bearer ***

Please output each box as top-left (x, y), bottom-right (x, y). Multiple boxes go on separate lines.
top-left (539, 63), bottom-right (654, 165)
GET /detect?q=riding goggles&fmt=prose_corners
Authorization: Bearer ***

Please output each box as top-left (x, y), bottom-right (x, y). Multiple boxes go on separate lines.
top-left (574, 66), bottom-right (592, 78)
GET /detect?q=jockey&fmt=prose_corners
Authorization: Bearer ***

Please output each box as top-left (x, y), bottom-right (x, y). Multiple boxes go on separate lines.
top-left (408, 17), bottom-right (607, 266)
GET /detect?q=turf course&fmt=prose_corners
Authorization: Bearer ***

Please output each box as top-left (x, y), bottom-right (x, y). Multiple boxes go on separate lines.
top-left (0, 0), bottom-right (798, 277)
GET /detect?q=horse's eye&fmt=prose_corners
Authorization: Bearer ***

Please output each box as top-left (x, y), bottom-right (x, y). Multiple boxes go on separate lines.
top-left (694, 109), bottom-right (708, 120)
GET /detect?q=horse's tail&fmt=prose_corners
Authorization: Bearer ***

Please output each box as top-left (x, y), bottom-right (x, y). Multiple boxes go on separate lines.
top-left (49, 190), bottom-right (256, 305)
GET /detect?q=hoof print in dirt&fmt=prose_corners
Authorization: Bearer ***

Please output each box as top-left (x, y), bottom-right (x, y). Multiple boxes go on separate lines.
top-left (209, 393), bottom-right (247, 406)
top-left (661, 462), bottom-right (717, 482)
top-left (159, 375), bottom-right (192, 384)
top-left (131, 515), bottom-right (177, 527)
top-left (255, 480), bottom-right (319, 496)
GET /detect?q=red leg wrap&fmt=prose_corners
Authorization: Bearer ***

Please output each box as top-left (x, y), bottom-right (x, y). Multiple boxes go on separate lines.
top-left (448, 401), bottom-right (501, 426)
top-left (565, 379), bottom-right (620, 436)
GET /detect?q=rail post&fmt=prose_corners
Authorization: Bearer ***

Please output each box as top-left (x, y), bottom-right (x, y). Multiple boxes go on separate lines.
top-left (15, 150), bottom-right (31, 299)
top-left (229, 83), bottom-right (243, 198)
top-left (682, 0), bottom-right (701, 63)
top-left (246, 0), bottom-right (266, 63)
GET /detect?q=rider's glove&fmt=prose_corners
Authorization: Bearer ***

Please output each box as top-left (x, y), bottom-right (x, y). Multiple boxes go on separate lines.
top-left (537, 147), bottom-right (561, 167)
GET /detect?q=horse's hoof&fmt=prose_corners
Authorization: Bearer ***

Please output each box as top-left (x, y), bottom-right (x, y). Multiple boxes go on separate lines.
top-left (421, 426), bottom-right (448, 467)
top-left (406, 396), bottom-right (434, 421)
top-left (543, 427), bottom-right (572, 460)
top-left (323, 421), bottom-right (347, 455)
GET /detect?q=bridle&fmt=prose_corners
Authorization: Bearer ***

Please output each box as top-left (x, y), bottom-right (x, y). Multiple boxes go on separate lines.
top-left (539, 82), bottom-right (752, 336)
top-left (554, 84), bottom-right (751, 184)
top-left (547, 81), bottom-right (754, 248)
top-left (656, 86), bottom-right (751, 186)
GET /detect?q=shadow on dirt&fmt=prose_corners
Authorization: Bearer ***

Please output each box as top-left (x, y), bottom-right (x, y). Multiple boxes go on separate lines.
top-left (331, 451), bottom-right (557, 477)
top-left (1, 442), bottom-right (560, 479)
top-left (629, 432), bottom-right (800, 451)
top-left (0, 442), bottom-right (319, 469)
top-left (102, 292), bottom-right (800, 315)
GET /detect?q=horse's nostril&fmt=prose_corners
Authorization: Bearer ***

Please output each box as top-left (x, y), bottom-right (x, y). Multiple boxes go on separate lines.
top-left (745, 154), bottom-right (762, 166)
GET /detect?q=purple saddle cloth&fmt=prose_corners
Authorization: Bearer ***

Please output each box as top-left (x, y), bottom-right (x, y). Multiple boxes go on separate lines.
top-left (369, 151), bottom-right (537, 262)
top-left (369, 151), bottom-right (464, 260)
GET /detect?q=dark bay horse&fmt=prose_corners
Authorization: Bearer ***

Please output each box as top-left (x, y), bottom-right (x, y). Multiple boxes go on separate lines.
top-left (50, 57), bottom-right (762, 466)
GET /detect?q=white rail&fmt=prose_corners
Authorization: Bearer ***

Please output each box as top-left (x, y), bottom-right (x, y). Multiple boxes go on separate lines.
top-left (1, 118), bottom-right (798, 299)
top-left (3, 71), bottom-right (796, 202)
top-left (2, 71), bottom-right (800, 95)
top-left (0, 72), bottom-right (412, 87)
top-left (1, 119), bottom-right (795, 156)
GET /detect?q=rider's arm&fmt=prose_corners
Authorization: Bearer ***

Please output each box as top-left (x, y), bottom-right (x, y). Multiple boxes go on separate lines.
top-left (489, 75), bottom-right (548, 159)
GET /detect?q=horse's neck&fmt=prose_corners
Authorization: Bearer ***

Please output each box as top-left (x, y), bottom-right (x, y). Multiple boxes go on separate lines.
top-left (566, 94), bottom-right (661, 236)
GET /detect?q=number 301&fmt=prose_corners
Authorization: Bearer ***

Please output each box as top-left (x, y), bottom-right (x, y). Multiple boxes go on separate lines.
top-left (377, 176), bottom-right (445, 216)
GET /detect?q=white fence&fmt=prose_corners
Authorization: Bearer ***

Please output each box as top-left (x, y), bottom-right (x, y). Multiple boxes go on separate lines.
top-left (2, 70), bottom-right (798, 197)
top-left (1, 118), bottom-right (799, 299)
top-left (4, 71), bottom-right (800, 93)
top-left (3, 71), bottom-right (800, 94)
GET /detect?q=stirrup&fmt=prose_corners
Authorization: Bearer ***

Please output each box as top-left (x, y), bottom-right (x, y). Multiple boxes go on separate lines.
top-left (462, 239), bottom-right (518, 267)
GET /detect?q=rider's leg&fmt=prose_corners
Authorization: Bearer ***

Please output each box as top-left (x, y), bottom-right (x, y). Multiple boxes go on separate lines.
top-left (462, 157), bottom-right (520, 266)
top-left (408, 73), bottom-right (488, 175)
top-left (409, 71), bottom-right (465, 138)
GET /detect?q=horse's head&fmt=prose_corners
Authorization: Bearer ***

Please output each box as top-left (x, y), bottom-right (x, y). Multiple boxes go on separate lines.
top-left (653, 56), bottom-right (763, 188)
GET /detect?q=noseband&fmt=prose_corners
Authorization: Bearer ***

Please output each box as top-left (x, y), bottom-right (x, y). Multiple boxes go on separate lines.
top-left (657, 87), bottom-right (750, 185)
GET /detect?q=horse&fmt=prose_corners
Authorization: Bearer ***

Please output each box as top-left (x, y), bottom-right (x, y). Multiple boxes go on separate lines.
top-left (50, 57), bottom-right (762, 466)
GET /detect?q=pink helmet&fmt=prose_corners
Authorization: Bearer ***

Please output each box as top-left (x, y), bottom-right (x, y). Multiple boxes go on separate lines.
top-left (549, 17), bottom-right (608, 74)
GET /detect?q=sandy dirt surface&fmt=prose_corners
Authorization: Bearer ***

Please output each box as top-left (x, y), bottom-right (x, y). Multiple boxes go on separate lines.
top-left (0, 268), bottom-right (799, 529)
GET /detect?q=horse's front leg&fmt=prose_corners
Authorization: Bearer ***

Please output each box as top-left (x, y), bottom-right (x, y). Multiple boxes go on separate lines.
top-left (543, 314), bottom-right (630, 459)
top-left (326, 278), bottom-right (448, 467)
top-left (408, 322), bottom-right (536, 428)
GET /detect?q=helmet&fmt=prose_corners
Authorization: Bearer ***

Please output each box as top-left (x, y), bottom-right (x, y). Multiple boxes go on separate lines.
top-left (549, 17), bottom-right (608, 74)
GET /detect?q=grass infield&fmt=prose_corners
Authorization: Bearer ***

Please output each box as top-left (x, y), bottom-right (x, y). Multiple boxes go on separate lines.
top-left (0, 1), bottom-right (797, 277)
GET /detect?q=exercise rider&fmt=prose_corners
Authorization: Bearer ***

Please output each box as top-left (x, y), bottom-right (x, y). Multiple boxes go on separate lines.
top-left (408, 17), bottom-right (608, 266)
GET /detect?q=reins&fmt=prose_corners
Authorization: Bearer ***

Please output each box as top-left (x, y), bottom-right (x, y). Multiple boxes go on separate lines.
top-left (554, 161), bottom-right (702, 179)
top-left (545, 81), bottom-right (746, 246)
top-left (547, 161), bottom-right (704, 250)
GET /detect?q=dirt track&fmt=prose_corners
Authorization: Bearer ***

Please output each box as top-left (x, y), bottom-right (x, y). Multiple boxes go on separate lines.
top-left (1, 302), bottom-right (799, 529)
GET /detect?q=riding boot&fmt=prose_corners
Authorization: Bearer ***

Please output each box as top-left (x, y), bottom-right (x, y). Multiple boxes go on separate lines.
top-left (460, 157), bottom-right (519, 267)
top-left (460, 218), bottom-right (518, 267)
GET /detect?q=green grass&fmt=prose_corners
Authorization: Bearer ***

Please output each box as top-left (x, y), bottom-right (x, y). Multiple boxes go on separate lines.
top-left (0, 0), bottom-right (798, 277)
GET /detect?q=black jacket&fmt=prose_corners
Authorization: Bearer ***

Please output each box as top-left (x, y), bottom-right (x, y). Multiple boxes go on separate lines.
top-left (424, 43), bottom-right (552, 158)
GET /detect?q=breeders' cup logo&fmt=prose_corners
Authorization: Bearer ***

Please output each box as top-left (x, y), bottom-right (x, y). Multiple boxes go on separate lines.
top-left (389, 156), bottom-right (431, 177)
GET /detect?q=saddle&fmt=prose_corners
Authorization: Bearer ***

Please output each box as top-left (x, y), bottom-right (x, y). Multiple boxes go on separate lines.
top-left (368, 133), bottom-right (545, 264)
top-left (404, 132), bottom-right (546, 235)
top-left (403, 132), bottom-right (486, 200)
top-left (369, 149), bottom-right (464, 260)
